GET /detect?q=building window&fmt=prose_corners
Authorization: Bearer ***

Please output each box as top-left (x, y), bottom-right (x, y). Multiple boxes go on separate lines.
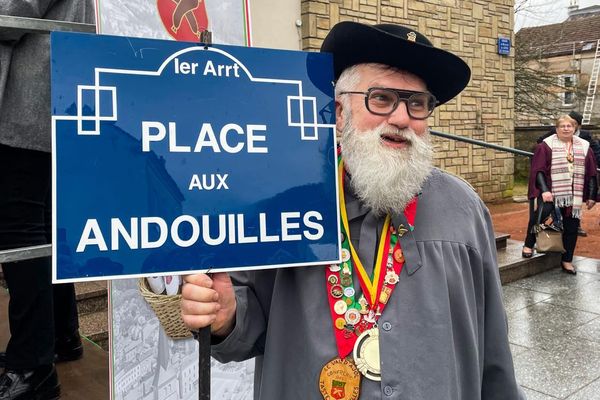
top-left (559, 74), bottom-right (576, 106)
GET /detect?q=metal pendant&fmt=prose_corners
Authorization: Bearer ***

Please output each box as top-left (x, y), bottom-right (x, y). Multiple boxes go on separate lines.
top-left (319, 357), bottom-right (361, 400)
top-left (352, 327), bottom-right (381, 381)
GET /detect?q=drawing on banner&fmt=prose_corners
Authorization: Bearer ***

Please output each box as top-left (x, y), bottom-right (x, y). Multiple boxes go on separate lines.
top-left (157, 0), bottom-right (209, 41)
top-left (95, 0), bottom-right (251, 46)
top-left (92, 2), bottom-right (258, 399)
top-left (111, 279), bottom-right (254, 400)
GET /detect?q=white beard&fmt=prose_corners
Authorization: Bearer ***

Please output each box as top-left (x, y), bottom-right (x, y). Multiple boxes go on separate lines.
top-left (340, 118), bottom-right (433, 216)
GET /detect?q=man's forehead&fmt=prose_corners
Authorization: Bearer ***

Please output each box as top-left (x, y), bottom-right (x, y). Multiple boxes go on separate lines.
top-left (358, 64), bottom-right (427, 90)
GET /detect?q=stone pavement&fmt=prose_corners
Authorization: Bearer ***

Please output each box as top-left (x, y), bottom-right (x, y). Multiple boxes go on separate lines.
top-left (504, 255), bottom-right (600, 399)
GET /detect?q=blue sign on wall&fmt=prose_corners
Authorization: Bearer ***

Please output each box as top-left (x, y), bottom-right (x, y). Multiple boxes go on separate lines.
top-left (498, 37), bottom-right (511, 55)
top-left (51, 32), bottom-right (339, 282)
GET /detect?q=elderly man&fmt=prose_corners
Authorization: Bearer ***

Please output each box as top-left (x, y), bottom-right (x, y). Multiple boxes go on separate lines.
top-left (181, 22), bottom-right (525, 399)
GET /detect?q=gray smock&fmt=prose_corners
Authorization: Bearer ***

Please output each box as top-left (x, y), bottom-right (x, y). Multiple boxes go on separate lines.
top-left (0, 0), bottom-right (95, 152)
top-left (212, 169), bottom-right (525, 400)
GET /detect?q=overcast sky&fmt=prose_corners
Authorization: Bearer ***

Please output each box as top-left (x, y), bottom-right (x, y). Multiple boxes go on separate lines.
top-left (515, 0), bottom-right (600, 31)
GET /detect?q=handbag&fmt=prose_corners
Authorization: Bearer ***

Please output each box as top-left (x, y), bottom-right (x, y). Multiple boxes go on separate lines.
top-left (533, 200), bottom-right (565, 254)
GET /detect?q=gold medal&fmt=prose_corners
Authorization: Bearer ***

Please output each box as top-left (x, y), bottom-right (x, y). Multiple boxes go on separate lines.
top-left (331, 285), bottom-right (343, 298)
top-left (353, 327), bottom-right (381, 381)
top-left (340, 275), bottom-right (352, 287)
top-left (319, 357), bottom-right (361, 400)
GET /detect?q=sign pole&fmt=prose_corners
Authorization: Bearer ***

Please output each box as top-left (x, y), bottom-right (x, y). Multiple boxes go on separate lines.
top-left (196, 327), bottom-right (211, 400)
top-left (195, 38), bottom-right (216, 400)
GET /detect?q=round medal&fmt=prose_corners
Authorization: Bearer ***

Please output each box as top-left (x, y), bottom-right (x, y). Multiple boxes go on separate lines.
top-left (331, 285), bottom-right (343, 298)
top-left (319, 357), bottom-right (361, 400)
top-left (340, 275), bottom-right (352, 287)
top-left (393, 248), bottom-right (404, 263)
top-left (353, 327), bottom-right (381, 381)
top-left (334, 300), bottom-right (348, 315)
top-left (343, 286), bottom-right (355, 297)
top-left (341, 248), bottom-right (351, 262)
top-left (334, 317), bottom-right (346, 330)
top-left (345, 308), bottom-right (361, 325)
top-left (328, 275), bottom-right (339, 285)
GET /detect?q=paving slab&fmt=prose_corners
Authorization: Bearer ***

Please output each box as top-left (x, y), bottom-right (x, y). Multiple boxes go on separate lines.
top-left (512, 335), bottom-right (600, 399)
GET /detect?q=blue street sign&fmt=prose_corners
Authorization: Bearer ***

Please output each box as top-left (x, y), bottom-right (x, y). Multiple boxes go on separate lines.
top-left (498, 37), bottom-right (511, 55)
top-left (51, 32), bottom-right (339, 282)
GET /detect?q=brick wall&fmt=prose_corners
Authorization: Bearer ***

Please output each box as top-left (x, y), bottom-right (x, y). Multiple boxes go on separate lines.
top-left (302, 0), bottom-right (515, 202)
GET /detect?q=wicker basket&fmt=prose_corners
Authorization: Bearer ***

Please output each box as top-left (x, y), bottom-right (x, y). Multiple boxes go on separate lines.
top-left (138, 278), bottom-right (192, 339)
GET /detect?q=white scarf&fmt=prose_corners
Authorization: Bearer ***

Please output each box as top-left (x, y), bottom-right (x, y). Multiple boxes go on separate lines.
top-left (544, 134), bottom-right (589, 218)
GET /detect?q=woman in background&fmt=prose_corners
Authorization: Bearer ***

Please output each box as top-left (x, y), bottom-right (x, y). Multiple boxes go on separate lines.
top-left (522, 114), bottom-right (597, 274)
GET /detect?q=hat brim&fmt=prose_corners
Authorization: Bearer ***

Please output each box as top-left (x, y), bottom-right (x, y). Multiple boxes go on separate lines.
top-left (321, 22), bottom-right (471, 105)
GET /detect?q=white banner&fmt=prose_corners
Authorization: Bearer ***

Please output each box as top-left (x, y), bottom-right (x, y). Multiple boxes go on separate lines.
top-left (94, 1), bottom-right (255, 398)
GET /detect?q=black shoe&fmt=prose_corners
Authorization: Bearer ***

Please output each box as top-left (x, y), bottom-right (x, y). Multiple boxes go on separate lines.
top-left (577, 227), bottom-right (588, 237)
top-left (521, 248), bottom-right (534, 258)
top-left (0, 365), bottom-right (60, 400)
top-left (561, 264), bottom-right (577, 275)
top-left (0, 333), bottom-right (83, 368)
top-left (54, 332), bottom-right (83, 363)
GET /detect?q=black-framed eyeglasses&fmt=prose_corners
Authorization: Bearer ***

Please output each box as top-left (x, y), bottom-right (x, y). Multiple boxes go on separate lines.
top-left (339, 87), bottom-right (438, 120)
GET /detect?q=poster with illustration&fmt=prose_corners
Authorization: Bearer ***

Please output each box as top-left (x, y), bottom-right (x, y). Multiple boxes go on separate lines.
top-left (95, 0), bottom-right (251, 46)
top-left (93, 1), bottom-right (255, 398)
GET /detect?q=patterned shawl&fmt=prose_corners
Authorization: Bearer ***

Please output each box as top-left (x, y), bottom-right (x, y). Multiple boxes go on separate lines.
top-left (543, 134), bottom-right (588, 218)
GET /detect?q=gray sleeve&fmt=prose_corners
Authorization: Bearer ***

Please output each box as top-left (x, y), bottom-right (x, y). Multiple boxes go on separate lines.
top-left (477, 201), bottom-right (527, 400)
top-left (0, 0), bottom-right (58, 41)
top-left (210, 270), bottom-right (275, 363)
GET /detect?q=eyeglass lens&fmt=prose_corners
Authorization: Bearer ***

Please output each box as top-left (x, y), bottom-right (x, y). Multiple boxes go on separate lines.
top-left (367, 88), bottom-right (435, 118)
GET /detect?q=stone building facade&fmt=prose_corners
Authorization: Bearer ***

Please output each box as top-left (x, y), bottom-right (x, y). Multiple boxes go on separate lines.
top-left (298, 0), bottom-right (515, 202)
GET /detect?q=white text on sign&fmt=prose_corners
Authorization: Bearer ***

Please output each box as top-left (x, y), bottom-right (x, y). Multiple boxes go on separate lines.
top-left (141, 121), bottom-right (268, 153)
top-left (75, 211), bottom-right (325, 252)
top-left (174, 58), bottom-right (240, 77)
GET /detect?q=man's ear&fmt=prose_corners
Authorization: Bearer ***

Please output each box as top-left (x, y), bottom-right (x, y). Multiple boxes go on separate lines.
top-left (335, 100), bottom-right (344, 134)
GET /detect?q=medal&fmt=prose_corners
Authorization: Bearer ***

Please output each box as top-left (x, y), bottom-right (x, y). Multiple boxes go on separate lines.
top-left (324, 155), bottom-right (418, 379)
top-left (344, 308), bottom-right (361, 325)
top-left (341, 248), bottom-right (351, 262)
top-left (393, 248), bottom-right (404, 263)
top-left (384, 270), bottom-right (399, 285)
top-left (331, 285), bottom-right (343, 298)
top-left (319, 357), bottom-right (361, 400)
top-left (353, 328), bottom-right (381, 381)
top-left (378, 286), bottom-right (392, 304)
top-left (334, 300), bottom-right (348, 315)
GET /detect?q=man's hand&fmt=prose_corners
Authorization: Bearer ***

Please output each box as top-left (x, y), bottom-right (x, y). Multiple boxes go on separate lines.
top-left (587, 199), bottom-right (596, 210)
top-left (541, 191), bottom-right (553, 202)
top-left (181, 273), bottom-right (237, 337)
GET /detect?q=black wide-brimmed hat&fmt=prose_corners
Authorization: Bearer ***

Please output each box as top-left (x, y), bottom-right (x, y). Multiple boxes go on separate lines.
top-left (321, 21), bottom-right (471, 105)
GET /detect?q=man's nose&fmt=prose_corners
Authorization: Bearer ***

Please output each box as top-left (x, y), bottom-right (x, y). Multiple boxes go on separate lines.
top-left (386, 101), bottom-right (411, 128)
